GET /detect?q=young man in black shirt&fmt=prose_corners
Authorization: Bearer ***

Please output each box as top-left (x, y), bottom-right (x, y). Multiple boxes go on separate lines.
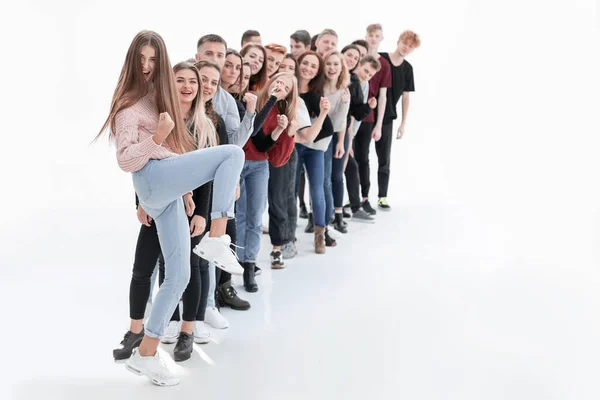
top-left (376, 30), bottom-right (421, 211)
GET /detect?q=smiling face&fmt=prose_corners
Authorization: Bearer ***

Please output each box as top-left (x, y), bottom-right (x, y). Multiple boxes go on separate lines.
top-left (279, 57), bottom-right (296, 74)
top-left (175, 68), bottom-right (199, 107)
top-left (315, 34), bottom-right (337, 57)
top-left (324, 54), bottom-right (342, 82)
top-left (221, 54), bottom-right (242, 87)
top-left (244, 47), bottom-right (264, 75)
top-left (397, 39), bottom-right (416, 57)
top-left (140, 45), bottom-right (156, 81)
top-left (199, 66), bottom-right (220, 102)
top-left (266, 49), bottom-right (285, 78)
top-left (290, 39), bottom-right (307, 59)
top-left (343, 48), bottom-right (360, 71)
top-left (270, 74), bottom-right (293, 99)
top-left (196, 42), bottom-right (227, 69)
top-left (355, 62), bottom-right (377, 83)
top-left (299, 54), bottom-right (319, 81)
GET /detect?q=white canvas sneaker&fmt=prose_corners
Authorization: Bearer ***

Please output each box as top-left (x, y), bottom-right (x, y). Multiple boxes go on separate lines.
top-left (204, 307), bottom-right (229, 329)
top-left (125, 349), bottom-right (180, 386)
top-left (193, 321), bottom-right (211, 344)
top-left (193, 234), bottom-right (244, 275)
top-left (161, 321), bottom-right (180, 344)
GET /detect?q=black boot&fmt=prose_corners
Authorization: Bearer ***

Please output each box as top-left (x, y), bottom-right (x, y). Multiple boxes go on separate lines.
top-left (333, 213), bottom-right (348, 234)
top-left (243, 262), bottom-right (259, 293)
top-left (173, 332), bottom-right (194, 362)
top-left (219, 281), bottom-right (251, 310)
top-left (325, 227), bottom-right (337, 247)
top-left (305, 212), bottom-right (315, 233)
top-left (113, 328), bottom-right (144, 361)
top-left (299, 204), bottom-right (308, 219)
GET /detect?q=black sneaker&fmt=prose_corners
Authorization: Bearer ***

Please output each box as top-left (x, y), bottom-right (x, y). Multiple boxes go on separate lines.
top-left (244, 262), bottom-right (259, 293)
top-left (362, 200), bottom-right (377, 215)
top-left (219, 282), bottom-right (251, 311)
top-left (271, 250), bottom-right (285, 269)
top-left (325, 228), bottom-right (337, 247)
top-left (113, 329), bottom-right (144, 361)
top-left (173, 332), bottom-right (194, 362)
top-left (378, 197), bottom-right (391, 211)
top-left (299, 204), bottom-right (308, 219)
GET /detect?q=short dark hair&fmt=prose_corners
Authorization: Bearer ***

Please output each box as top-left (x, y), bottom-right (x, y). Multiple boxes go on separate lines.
top-left (351, 39), bottom-right (369, 52)
top-left (290, 30), bottom-right (311, 46)
top-left (241, 30), bottom-right (260, 46)
top-left (197, 34), bottom-right (227, 50)
top-left (359, 55), bottom-right (381, 72)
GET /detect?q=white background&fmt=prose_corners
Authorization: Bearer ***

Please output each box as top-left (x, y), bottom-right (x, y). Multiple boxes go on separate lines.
top-left (0, 0), bottom-right (598, 399)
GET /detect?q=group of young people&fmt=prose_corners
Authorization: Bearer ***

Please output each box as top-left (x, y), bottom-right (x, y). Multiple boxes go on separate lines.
top-left (98, 24), bottom-right (421, 386)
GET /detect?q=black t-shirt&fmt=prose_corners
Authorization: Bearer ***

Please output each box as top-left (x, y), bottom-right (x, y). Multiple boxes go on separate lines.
top-left (299, 91), bottom-right (334, 142)
top-left (380, 53), bottom-right (415, 123)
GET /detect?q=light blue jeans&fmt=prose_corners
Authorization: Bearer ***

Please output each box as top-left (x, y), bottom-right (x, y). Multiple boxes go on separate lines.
top-left (236, 160), bottom-right (270, 262)
top-left (132, 145), bottom-right (244, 338)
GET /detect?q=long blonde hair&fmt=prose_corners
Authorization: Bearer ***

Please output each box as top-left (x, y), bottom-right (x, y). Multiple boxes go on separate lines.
top-left (323, 50), bottom-right (350, 90)
top-left (256, 72), bottom-right (298, 123)
top-left (173, 61), bottom-right (218, 149)
top-left (96, 30), bottom-right (196, 154)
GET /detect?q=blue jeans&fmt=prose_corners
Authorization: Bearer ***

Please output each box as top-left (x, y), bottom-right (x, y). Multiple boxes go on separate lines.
top-left (132, 145), bottom-right (244, 338)
top-left (331, 132), bottom-right (350, 208)
top-left (295, 144), bottom-right (326, 227)
top-left (236, 160), bottom-right (269, 262)
top-left (324, 140), bottom-right (334, 225)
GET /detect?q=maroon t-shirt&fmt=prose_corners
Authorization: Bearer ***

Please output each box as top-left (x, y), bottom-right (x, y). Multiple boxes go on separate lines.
top-left (364, 55), bottom-right (392, 123)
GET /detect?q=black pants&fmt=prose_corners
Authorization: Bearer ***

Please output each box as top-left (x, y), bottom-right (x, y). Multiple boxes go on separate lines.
top-left (268, 148), bottom-right (298, 246)
top-left (158, 233), bottom-right (206, 322)
top-left (353, 122), bottom-right (374, 198)
top-left (375, 123), bottom-right (394, 198)
top-left (298, 168), bottom-right (306, 207)
top-left (345, 153), bottom-right (362, 211)
top-left (129, 222), bottom-right (202, 321)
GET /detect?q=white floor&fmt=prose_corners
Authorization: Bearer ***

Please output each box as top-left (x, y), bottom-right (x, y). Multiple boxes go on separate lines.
top-left (2, 145), bottom-right (599, 399)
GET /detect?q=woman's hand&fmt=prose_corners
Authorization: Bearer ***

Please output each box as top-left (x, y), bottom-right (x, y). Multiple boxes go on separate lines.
top-left (368, 97), bottom-right (377, 109)
top-left (244, 92), bottom-right (257, 114)
top-left (137, 205), bottom-right (152, 227)
top-left (341, 88), bottom-right (350, 103)
top-left (189, 215), bottom-right (206, 237)
top-left (184, 193), bottom-right (195, 216)
top-left (153, 112), bottom-right (174, 144)
top-left (334, 141), bottom-right (345, 159)
top-left (319, 97), bottom-right (330, 114)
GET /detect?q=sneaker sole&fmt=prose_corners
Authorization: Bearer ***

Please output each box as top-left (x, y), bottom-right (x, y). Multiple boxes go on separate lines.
top-left (194, 336), bottom-right (211, 344)
top-left (195, 248), bottom-right (244, 275)
top-left (161, 337), bottom-right (179, 344)
top-left (125, 363), bottom-right (179, 386)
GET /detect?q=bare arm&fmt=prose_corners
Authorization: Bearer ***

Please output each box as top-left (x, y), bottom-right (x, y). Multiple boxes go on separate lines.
top-left (397, 92), bottom-right (410, 139)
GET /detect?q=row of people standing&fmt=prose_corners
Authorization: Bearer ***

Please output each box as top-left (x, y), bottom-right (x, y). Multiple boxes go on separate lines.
top-left (103, 23), bottom-right (420, 386)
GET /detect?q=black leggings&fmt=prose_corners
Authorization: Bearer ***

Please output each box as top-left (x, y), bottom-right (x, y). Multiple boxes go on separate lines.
top-left (129, 222), bottom-right (205, 322)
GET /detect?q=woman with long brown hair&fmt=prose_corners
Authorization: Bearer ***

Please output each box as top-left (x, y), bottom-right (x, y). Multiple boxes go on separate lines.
top-left (97, 31), bottom-right (244, 386)
top-left (240, 43), bottom-right (269, 92)
top-left (236, 73), bottom-right (298, 288)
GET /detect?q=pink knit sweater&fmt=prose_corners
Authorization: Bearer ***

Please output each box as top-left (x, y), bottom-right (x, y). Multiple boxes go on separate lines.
top-left (114, 91), bottom-right (178, 172)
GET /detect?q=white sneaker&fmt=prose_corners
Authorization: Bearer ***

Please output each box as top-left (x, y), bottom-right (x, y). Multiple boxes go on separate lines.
top-left (193, 234), bottom-right (244, 275)
top-left (193, 321), bottom-right (211, 344)
top-left (161, 321), bottom-right (180, 344)
top-left (205, 307), bottom-right (229, 329)
top-left (125, 348), bottom-right (180, 386)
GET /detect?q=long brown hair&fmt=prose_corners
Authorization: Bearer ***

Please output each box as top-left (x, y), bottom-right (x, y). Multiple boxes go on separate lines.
top-left (297, 50), bottom-right (325, 95)
top-left (173, 61), bottom-right (218, 149)
top-left (194, 60), bottom-right (222, 137)
top-left (256, 72), bottom-right (298, 124)
top-left (96, 31), bottom-right (196, 154)
top-left (240, 43), bottom-right (268, 92)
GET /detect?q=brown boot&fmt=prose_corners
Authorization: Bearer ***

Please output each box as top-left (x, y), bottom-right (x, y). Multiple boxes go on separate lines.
top-left (314, 226), bottom-right (326, 254)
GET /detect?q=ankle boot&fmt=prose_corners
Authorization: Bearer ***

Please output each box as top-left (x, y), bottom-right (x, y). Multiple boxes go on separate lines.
top-left (219, 281), bottom-right (251, 310)
top-left (299, 204), bottom-right (308, 219)
top-left (325, 227), bottom-right (337, 247)
top-left (333, 213), bottom-right (347, 234)
top-left (243, 262), bottom-right (258, 293)
top-left (314, 226), bottom-right (326, 254)
top-left (305, 212), bottom-right (315, 233)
